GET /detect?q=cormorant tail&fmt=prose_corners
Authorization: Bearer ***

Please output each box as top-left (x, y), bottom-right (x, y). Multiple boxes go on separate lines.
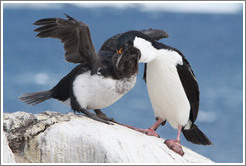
top-left (182, 124), bottom-right (213, 145)
top-left (19, 90), bottom-right (52, 106)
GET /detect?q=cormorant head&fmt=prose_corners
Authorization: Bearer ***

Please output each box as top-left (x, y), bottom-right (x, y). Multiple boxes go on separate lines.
top-left (116, 31), bottom-right (151, 54)
top-left (113, 31), bottom-right (150, 76)
top-left (114, 47), bottom-right (141, 78)
top-left (116, 30), bottom-right (157, 64)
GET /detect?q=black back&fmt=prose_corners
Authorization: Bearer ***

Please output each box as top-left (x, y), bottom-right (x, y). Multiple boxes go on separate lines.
top-left (99, 29), bottom-right (168, 53)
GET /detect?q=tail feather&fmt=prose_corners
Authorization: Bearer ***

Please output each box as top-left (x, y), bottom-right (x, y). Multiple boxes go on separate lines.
top-left (19, 90), bottom-right (52, 106)
top-left (182, 124), bottom-right (213, 145)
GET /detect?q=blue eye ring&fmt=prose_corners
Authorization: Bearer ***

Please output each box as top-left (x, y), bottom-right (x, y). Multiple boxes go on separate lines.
top-left (124, 43), bottom-right (128, 49)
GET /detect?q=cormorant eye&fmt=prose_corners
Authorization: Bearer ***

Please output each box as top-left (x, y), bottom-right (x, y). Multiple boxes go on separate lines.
top-left (124, 44), bottom-right (128, 49)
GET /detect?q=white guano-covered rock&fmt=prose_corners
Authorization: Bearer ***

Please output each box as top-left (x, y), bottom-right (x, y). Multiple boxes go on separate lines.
top-left (3, 111), bottom-right (214, 163)
top-left (3, 132), bottom-right (16, 163)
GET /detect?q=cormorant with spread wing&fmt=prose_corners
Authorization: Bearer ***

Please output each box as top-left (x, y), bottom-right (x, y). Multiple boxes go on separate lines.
top-left (19, 14), bottom-right (168, 124)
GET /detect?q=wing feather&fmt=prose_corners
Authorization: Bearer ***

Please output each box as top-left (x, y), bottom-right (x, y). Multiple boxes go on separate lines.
top-left (176, 57), bottom-right (200, 123)
top-left (33, 14), bottom-right (98, 64)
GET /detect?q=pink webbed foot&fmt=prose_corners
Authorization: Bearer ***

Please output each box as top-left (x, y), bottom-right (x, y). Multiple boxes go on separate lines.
top-left (122, 124), bottom-right (160, 137)
top-left (137, 128), bottom-right (160, 137)
top-left (121, 118), bottom-right (165, 138)
top-left (122, 118), bottom-right (165, 138)
top-left (164, 139), bottom-right (184, 156)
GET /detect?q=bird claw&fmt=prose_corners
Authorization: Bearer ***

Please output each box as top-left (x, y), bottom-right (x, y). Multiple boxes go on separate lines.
top-left (94, 109), bottom-right (117, 124)
top-left (164, 139), bottom-right (184, 156)
top-left (90, 114), bottom-right (113, 125)
top-left (77, 109), bottom-right (113, 125)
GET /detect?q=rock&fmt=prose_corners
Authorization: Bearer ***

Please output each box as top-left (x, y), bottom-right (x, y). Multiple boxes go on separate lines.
top-left (3, 132), bottom-right (16, 163)
top-left (3, 111), bottom-right (214, 163)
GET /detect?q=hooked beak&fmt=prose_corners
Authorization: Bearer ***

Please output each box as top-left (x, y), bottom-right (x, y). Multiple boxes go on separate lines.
top-left (115, 54), bottom-right (123, 70)
top-left (116, 47), bottom-right (123, 69)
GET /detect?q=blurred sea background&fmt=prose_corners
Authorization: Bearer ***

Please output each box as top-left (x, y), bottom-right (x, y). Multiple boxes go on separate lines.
top-left (2, 2), bottom-right (244, 163)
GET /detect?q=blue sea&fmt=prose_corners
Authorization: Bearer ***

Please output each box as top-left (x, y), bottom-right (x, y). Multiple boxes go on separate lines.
top-left (2, 3), bottom-right (244, 163)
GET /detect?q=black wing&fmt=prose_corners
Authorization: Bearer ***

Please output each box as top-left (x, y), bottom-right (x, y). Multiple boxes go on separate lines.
top-left (140, 28), bottom-right (169, 41)
top-left (176, 57), bottom-right (200, 123)
top-left (33, 14), bottom-right (99, 64)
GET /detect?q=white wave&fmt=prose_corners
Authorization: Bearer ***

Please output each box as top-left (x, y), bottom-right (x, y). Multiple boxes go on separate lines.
top-left (138, 3), bottom-right (243, 14)
top-left (34, 73), bottom-right (49, 85)
top-left (14, 72), bottom-right (57, 86)
top-left (3, 2), bottom-right (243, 14)
top-left (72, 2), bottom-right (134, 9)
top-left (3, 3), bottom-right (64, 9)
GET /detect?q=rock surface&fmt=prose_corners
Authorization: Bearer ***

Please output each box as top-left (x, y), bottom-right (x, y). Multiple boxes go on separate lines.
top-left (3, 111), bottom-right (214, 163)
top-left (3, 132), bottom-right (16, 163)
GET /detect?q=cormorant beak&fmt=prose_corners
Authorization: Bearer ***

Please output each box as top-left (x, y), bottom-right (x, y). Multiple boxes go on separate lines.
top-left (116, 53), bottom-right (123, 70)
top-left (116, 47), bottom-right (123, 70)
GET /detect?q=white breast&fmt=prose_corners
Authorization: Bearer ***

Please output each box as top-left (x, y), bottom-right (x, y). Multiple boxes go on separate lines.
top-left (72, 71), bottom-right (137, 110)
top-left (146, 49), bottom-right (190, 129)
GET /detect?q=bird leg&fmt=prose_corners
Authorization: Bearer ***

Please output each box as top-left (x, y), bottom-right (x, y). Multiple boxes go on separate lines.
top-left (164, 125), bottom-right (184, 156)
top-left (122, 117), bottom-right (165, 138)
top-left (94, 109), bottom-right (117, 123)
top-left (78, 109), bottom-right (113, 125)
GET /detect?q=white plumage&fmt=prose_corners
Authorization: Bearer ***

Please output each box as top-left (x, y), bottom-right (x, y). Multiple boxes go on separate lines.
top-left (134, 37), bottom-right (190, 129)
top-left (146, 53), bottom-right (190, 129)
top-left (72, 71), bottom-right (137, 110)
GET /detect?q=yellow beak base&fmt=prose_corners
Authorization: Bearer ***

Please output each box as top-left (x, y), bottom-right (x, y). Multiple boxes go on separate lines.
top-left (117, 47), bottom-right (123, 55)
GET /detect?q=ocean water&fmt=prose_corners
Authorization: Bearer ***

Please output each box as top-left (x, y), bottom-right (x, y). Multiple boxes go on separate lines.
top-left (2, 3), bottom-right (244, 163)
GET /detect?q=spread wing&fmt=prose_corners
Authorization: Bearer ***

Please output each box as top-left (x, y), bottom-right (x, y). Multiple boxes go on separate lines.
top-left (33, 14), bottom-right (99, 64)
top-left (176, 57), bottom-right (200, 123)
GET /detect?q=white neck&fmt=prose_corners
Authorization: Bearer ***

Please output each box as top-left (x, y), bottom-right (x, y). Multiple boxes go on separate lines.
top-left (133, 37), bottom-right (183, 65)
top-left (133, 37), bottom-right (158, 63)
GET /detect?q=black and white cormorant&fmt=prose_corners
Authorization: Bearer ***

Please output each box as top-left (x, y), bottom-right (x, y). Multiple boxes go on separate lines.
top-left (116, 31), bottom-right (212, 156)
top-left (19, 14), bottom-right (168, 124)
